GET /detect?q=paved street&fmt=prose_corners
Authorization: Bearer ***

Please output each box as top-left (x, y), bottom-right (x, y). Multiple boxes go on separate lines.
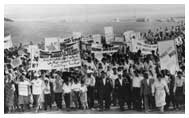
top-left (11, 106), bottom-right (184, 114)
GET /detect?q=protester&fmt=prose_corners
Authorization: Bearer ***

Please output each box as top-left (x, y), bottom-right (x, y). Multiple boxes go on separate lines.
top-left (4, 22), bottom-right (185, 114)
top-left (152, 74), bottom-right (170, 113)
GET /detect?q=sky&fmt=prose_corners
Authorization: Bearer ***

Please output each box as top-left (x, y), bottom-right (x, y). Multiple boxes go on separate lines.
top-left (4, 4), bottom-right (185, 21)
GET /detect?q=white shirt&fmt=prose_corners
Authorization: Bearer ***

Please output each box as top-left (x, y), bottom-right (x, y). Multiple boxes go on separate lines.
top-left (72, 83), bottom-right (81, 92)
top-left (63, 83), bottom-right (71, 93)
top-left (31, 78), bottom-right (43, 95)
top-left (80, 85), bottom-right (87, 92)
top-left (18, 81), bottom-right (31, 96)
top-left (43, 83), bottom-right (51, 94)
top-left (132, 76), bottom-right (143, 88)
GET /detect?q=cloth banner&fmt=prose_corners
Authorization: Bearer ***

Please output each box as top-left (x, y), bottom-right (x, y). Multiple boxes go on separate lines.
top-left (91, 46), bottom-right (119, 54)
top-left (28, 45), bottom-right (39, 70)
top-left (158, 40), bottom-right (179, 74)
top-left (37, 43), bottom-right (81, 70)
top-left (104, 26), bottom-right (114, 44)
top-left (44, 37), bottom-right (60, 51)
top-left (132, 39), bottom-right (157, 54)
top-left (4, 35), bottom-right (13, 49)
top-left (114, 37), bottom-right (124, 42)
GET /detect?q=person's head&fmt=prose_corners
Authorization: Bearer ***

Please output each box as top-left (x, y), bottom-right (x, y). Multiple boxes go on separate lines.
top-left (144, 73), bottom-right (148, 79)
top-left (157, 74), bottom-right (162, 81)
top-left (177, 71), bottom-right (182, 78)
top-left (113, 68), bottom-right (117, 74)
top-left (101, 71), bottom-right (106, 78)
top-left (20, 75), bottom-right (24, 82)
top-left (134, 71), bottom-right (138, 77)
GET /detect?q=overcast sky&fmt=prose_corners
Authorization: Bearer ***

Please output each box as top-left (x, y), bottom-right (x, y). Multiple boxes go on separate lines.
top-left (4, 4), bottom-right (185, 21)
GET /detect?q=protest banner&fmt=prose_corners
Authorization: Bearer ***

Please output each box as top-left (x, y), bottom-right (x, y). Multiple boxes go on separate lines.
top-left (104, 26), bottom-right (114, 44)
top-left (158, 40), bottom-right (179, 74)
top-left (59, 37), bottom-right (80, 49)
top-left (28, 45), bottom-right (40, 70)
top-left (81, 37), bottom-right (93, 43)
top-left (132, 39), bottom-right (157, 54)
top-left (92, 34), bottom-right (101, 44)
top-left (37, 43), bottom-right (81, 70)
top-left (91, 43), bottom-right (102, 49)
top-left (123, 31), bottom-right (135, 43)
top-left (91, 46), bottom-right (119, 54)
top-left (4, 35), bottom-right (13, 49)
top-left (11, 57), bottom-right (21, 68)
top-left (114, 37), bottom-right (124, 42)
top-left (44, 37), bottom-right (60, 51)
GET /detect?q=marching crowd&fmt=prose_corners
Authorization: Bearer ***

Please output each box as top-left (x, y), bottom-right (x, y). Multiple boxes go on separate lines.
top-left (4, 22), bottom-right (185, 113)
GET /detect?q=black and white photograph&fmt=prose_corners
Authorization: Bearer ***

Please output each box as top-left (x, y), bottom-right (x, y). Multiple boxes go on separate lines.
top-left (4, 4), bottom-right (185, 114)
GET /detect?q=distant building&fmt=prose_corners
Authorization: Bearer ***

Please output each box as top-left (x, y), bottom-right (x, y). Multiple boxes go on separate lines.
top-left (136, 17), bottom-right (150, 22)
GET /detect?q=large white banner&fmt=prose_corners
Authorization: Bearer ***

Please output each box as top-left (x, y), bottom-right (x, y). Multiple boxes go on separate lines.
top-left (91, 46), bottom-right (119, 54)
top-left (4, 35), bottom-right (13, 49)
top-left (158, 40), bottom-right (179, 74)
top-left (37, 43), bottom-right (81, 70)
top-left (104, 26), bottom-right (114, 44)
top-left (45, 37), bottom-right (60, 51)
top-left (28, 45), bottom-right (39, 70)
top-left (132, 39), bottom-right (157, 54)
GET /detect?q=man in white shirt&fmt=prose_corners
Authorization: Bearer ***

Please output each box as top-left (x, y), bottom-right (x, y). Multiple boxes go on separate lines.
top-left (131, 71), bottom-right (143, 111)
top-left (17, 75), bottom-right (31, 112)
top-left (31, 74), bottom-right (44, 112)
top-left (85, 72), bottom-right (96, 109)
top-left (63, 80), bottom-right (71, 111)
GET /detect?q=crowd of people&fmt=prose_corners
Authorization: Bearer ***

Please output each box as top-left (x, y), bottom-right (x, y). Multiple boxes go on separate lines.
top-left (4, 22), bottom-right (185, 114)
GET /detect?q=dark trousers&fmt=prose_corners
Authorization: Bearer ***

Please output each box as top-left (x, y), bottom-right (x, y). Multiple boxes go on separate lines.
top-left (133, 87), bottom-right (141, 110)
top-left (149, 95), bottom-right (155, 109)
top-left (55, 92), bottom-right (62, 109)
top-left (73, 91), bottom-right (81, 109)
top-left (143, 95), bottom-right (150, 111)
top-left (112, 89), bottom-right (117, 106)
top-left (118, 95), bottom-right (125, 110)
top-left (87, 86), bottom-right (94, 109)
top-left (64, 93), bottom-right (70, 109)
top-left (99, 94), bottom-right (111, 110)
top-left (44, 94), bottom-right (52, 110)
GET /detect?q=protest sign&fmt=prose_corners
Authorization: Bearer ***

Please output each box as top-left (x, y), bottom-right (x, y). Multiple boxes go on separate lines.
top-left (4, 35), bottom-right (13, 49)
top-left (92, 34), bottom-right (101, 44)
top-left (114, 37), bottom-right (124, 42)
top-left (91, 46), bottom-right (119, 54)
top-left (132, 39), bottom-right (157, 54)
top-left (11, 57), bottom-right (21, 68)
top-left (59, 37), bottom-right (80, 49)
top-left (158, 40), bottom-right (179, 74)
top-left (28, 45), bottom-right (40, 70)
top-left (44, 37), bottom-right (60, 51)
top-left (37, 43), bottom-right (81, 70)
top-left (104, 26), bottom-right (114, 44)
top-left (91, 43), bottom-right (102, 49)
